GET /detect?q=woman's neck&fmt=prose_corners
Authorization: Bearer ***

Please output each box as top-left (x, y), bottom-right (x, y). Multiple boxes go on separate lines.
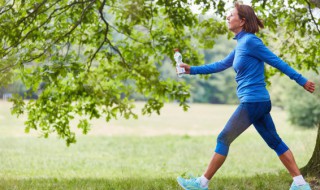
top-left (233, 28), bottom-right (244, 35)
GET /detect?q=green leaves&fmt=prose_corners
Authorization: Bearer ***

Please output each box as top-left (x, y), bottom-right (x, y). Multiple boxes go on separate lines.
top-left (9, 94), bottom-right (25, 117)
top-left (252, 0), bottom-right (320, 74)
top-left (1, 0), bottom-right (319, 145)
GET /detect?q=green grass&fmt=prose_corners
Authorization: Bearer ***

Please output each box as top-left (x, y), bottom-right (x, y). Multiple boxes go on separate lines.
top-left (0, 173), bottom-right (295, 190)
top-left (0, 101), bottom-right (318, 189)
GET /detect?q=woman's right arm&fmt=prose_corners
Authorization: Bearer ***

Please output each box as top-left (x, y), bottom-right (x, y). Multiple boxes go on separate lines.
top-left (180, 50), bottom-right (235, 75)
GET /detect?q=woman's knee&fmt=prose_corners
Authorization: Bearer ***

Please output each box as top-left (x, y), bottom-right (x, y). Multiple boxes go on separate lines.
top-left (215, 133), bottom-right (232, 156)
top-left (217, 132), bottom-right (232, 146)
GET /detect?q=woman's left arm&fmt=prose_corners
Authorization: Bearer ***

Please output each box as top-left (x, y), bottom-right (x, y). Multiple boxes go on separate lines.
top-left (247, 36), bottom-right (315, 93)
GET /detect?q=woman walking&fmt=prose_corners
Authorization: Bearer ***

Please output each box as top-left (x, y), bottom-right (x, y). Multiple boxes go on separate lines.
top-left (177, 2), bottom-right (315, 190)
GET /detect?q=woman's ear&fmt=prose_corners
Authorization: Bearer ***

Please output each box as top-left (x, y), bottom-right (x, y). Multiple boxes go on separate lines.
top-left (240, 18), bottom-right (246, 27)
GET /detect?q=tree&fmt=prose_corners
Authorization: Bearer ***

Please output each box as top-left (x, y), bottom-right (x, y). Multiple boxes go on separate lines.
top-left (301, 123), bottom-right (320, 177)
top-left (281, 72), bottom-right (320, 177)
top-left (0, 1), bottom-right (319, 175)
top-left (0, 0), bottom-right (229, 145)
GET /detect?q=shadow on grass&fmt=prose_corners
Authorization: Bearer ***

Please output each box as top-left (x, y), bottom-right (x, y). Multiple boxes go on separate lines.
top-left (1, 172), bottom-right (319, 190)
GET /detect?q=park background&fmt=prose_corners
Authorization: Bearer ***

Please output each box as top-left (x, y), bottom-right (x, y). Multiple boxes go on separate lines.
top-left (0, 1), bottom-right (320, 190)
top-left (1, 36), bottom-right (319, 189)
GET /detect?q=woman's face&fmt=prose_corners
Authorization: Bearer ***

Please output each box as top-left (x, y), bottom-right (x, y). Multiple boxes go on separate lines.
top-left (226, 8), bottom-right (245, 34)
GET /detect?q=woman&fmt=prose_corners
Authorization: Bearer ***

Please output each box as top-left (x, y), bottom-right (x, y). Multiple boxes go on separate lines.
top-left (177, 2), bottom-right (315, 190)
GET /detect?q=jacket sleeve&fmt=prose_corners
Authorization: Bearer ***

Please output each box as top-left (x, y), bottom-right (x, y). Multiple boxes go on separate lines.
top-left (190, 50), bottom-right (235, 75)
top-left (247, 36), bottom-right (307, 86)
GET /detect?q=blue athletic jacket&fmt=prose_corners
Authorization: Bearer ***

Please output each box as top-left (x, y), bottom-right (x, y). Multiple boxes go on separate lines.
top-left (190, 30), bottom-right (307, 102)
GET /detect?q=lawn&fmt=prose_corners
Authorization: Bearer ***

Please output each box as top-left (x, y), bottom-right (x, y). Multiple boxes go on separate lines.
top-left (0, 100), bottom-right (318, 190)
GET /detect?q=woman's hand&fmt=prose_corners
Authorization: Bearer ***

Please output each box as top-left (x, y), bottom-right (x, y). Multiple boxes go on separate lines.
top-left (303, 80), bottom-right (315, 93)
top-left (180, 63), bottom-right (191, 74)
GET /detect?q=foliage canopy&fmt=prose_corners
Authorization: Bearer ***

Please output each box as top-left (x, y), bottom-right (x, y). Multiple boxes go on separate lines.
top-left (0, 0), bottom-right (319, 145)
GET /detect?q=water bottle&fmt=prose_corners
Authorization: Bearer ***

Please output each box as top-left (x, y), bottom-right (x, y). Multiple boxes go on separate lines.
top-left (174, 49), bottom-right (185, 77)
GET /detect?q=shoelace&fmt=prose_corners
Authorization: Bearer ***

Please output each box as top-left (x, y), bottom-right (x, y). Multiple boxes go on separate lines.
top-left (186, 177), bottom-right (200, 185)
top-left (188, 174), bottom-right (195, 178)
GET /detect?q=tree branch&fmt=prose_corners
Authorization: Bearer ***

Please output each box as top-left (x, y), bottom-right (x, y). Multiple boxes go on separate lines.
top-left (305, 0), bottom-right (320, 33)
top-left (22, 0), bottom-right (96, 63)
top-left (0, 63), bottom-right (16, 73)
top-left (262, 0), bottom-right (267, 8)
top-left (87, 0), bottom-right (109, 71)
top-left (98, 2), bottom-right (129, 69)
top-left (0, 0), bottom-right (15, 15)
top-left (16, 0), bottom-right (49, 25)
top-left (4, 0), bottom-right (92, 54)
top-left (64, 36), bottom-right (71, 60)
top-left (5, 3), bottom-right (61, 52)
top-left (104, 4), bottom-right (149, 44)
top-left (149, 0), bottom-right (156, 50)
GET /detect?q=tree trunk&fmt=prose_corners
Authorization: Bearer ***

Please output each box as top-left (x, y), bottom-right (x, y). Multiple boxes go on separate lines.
top-left (301, 124), bottom-right (320, 177)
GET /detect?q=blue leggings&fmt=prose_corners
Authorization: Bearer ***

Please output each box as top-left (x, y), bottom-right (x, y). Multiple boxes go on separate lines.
top-left (215, 101), bottom-right (289, 156)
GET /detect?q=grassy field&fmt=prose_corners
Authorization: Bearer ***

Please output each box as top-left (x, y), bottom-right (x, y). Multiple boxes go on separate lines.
top-left (0, 100), bottom-right (318, 190)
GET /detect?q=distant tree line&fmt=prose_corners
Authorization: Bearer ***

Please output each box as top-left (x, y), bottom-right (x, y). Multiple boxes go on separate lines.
top-left (133, 35), bottom-right (239, 104)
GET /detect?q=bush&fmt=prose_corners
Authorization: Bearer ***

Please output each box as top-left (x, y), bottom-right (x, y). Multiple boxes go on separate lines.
top-left (285, 72), bottom-right (320, 128)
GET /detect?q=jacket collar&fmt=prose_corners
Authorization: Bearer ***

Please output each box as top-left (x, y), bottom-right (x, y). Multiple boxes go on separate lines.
top-left (233, 30), bottom-right (247, 40)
